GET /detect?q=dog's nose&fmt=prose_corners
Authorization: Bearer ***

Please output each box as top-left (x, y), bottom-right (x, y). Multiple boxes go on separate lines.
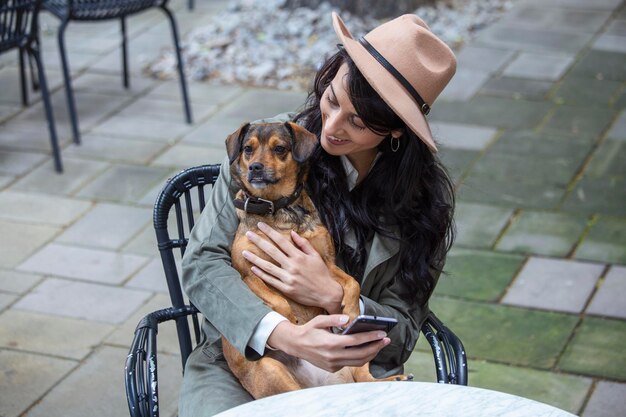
top-left (249, 162), bottom-right (264, 172)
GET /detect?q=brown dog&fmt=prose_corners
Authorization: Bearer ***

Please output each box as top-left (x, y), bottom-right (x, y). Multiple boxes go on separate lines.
top-left (223, 121), bottom-right (409, 399)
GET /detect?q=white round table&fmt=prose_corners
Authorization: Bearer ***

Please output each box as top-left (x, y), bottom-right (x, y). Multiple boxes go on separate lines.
top-left (214, 381), bottom-right (577, 417)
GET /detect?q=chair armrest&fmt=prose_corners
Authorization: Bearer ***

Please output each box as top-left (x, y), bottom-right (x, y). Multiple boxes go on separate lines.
top-left (420, 312), bottom-right (468, 385)
top-left (125, 305), bottom-right (199, 417)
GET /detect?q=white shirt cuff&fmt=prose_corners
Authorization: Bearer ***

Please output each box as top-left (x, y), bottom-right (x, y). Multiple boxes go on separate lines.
top-left (248, 311), bottom-right (288, 355)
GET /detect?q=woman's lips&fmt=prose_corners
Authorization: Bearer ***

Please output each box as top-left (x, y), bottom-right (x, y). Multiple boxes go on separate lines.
top-left (325, 133), bottom-right (349, 146)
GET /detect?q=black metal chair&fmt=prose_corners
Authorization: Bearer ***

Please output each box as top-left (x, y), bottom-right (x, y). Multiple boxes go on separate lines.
top-left (43, 0), bottom-right (192, 144)
top-left (125, 164), bottom-right (468, 417)
top-left (1, 0), bottom-right (63, 172)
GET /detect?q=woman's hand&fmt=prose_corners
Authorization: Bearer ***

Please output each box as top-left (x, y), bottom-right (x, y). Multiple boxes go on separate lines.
top-left (242, 222), bottom-right (344, 313)
top-left (268, 314), bottom-right (390, 372)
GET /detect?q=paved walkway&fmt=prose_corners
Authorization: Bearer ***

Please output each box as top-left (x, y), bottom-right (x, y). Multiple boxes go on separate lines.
top-left (0, 0), bottom-right (625, 416)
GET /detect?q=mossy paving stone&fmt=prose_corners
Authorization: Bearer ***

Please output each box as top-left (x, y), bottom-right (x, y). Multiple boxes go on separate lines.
top-left (543, 105), bottom-right (616, 138)
top-left (569, 50), bottom-right (626, 82)
top-left (423, 296), bottom-right (579, 369)
top-left (438, 148), bottom-right (479, 185)
top-left (563, 177), bottom-right (626, 218)
top-left (558, 317), bottom-right (626, 380)
top-left (458, 176), bottom-right (566, 209)
top-left (454, 203), bottom-right (513, 248)
top-left (479, 77), bottom-right (554, 101)
top-left (435, 248), bottom-right (525, 301)
top-left (574, 215), bottom-right (626, 264)
top-left (552, 76), bottom-right (623, 107)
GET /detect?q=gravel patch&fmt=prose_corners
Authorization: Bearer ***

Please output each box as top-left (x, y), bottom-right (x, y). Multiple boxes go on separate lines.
top-left (147, 0), bottom-right (515, 90)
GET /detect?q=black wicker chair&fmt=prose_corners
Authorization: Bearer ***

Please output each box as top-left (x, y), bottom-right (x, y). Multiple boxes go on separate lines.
top-left (1, 0), bottom-right (63, 172)
top-left (125, 164), bottom-right (468, 417)
top-left (43, 0), bottom-right (192, 144)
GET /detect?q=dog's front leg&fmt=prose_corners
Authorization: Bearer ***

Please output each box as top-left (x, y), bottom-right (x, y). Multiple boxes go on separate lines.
top-left (328, 265), bottom-right (361, 321)
top-left (243, 274), bottom-right (298, 324)
top-left (349, 364), bottom-right (414, 383)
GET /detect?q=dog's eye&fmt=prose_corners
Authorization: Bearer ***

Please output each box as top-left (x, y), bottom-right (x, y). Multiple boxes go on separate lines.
top-left (243, 145), bottom-right (253, 154)
top-left (274, 146), bottom-right (286, 154)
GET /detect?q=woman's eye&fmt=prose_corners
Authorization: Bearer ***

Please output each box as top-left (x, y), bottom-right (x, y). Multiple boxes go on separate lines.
top-left (274, 146), bottom-right (286, 153)
top-left (326, 95), bottom-right (338, 107)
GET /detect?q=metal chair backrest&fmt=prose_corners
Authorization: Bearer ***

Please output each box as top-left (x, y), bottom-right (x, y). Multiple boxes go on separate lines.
top-left (43, 0), bottom-right (165, 20)
top-left (152, 164), bottom-right (221, 368)
top-left (0, 0), bottom-right (40, 52)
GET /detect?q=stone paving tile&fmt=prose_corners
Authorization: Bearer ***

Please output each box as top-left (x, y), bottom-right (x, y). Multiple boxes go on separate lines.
top-left (584, 138), bottom-right (626, 178)
top-left (479, 77), bottom-right (553, 101)
top-left (122, 223), bottom-right (159, 256)
top-left (455, 45), bottom-right (515, 74)
top-left (574, 216), bottom-right (626, 264)
top-left (18, 243), bottom-right (149, 284)
top-left (427, 296), bottom-right (578, 368)
top-left (124, 257), bottom-right (174, 293)
top-left (10, 157), bottom-right (109, 196)
top-left (0, 174), bottom-right (13, 188)
top-left (63, 133), bottom-right (168, 164)
top-left (0, 350), bottom-right (77, 417)
top-left (76, 164), bottom-right (171, 203)
top-left (606, 111), bottom-right (626, 141)
top-left (430, 121), bottom-right (497, 150)
top-left (592, 33), bottom-right (626, 54)
top-left (72, 71), bottom-right (156, 95)
top-left (0, 309), bottom-right (114, 360)
top-left (502, 257), bottom-right (604, 313)
top-left (553, 76), bottom-right (623, 106)
top-left (438, 148), bottom-right (478, 184)
top-left (558, 316), bottom-right (626, 380)
top-left (13, 278), bottom-right (152, 324)
top-left (0, 190), bottom-right (92, 226)
top-left (502, 52), bottom-right (575, 81)
top-left (475, 25), bottom-right (594, 54)
top-left (434, 248), bottom-right (525, 302)
top-left (545, 105), bottom-right (615, 139)
top-left (432, 96), bottom-right (552, 130)
top-left (217, 88), bottom-right (307, 121)
top-left (459, 359), bottom-right (590, 414)
top-left (501, 5), bottom-right (612, 33)
top-left (569, 50), bottom-right (626, 82)
top-left (563, 177), bottom-right (626, 217)
top-left (496, 210), bottom-right (588, 257)
top-left (0, 269), bottom-right (42, 294)
top-left (151, 143), bottom-right (226, 169)
top-left (0, 124), bottom-right (72, 152)
top-left (24, 346), bottom-right (181, 417)
top-left (122, 96), bottom-right (217, 122)
top-left (105, 293), bottom-right (185, 355)
top-left (0, 220), bottom-right (60, 268)
top-left (454, 202), bottom-right (514, 249)
top-left (0, 150), bottom-right (48, 176)
top-left (0, 293), bottom-right (16, 311)
top-left (146, 81), bottom-right (243, 105)
top-left (438, 68), bottom-right (490, 102)
top-left (181, 114), bottom-right (251, 147)
top-left (55, 203), bottom-right (151, 250)
top-left (90, 113), bottom-right (193, 142)
top-left (582, 381), bottom-right (626, 417)
top-left (587, 266), bottom-right (626, 319)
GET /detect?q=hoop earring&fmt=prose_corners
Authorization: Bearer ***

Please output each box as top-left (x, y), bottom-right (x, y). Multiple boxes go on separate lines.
top-left (391, 136), bottom-right (400, 153)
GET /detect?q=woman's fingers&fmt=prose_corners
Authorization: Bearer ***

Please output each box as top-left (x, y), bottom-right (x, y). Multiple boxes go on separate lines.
top-left (257, 222), bottom-right (300, 257)
top-left (243, 250), bottom-right (286, 279)
top-left (245, 230), bottom-right (289, 264)
top-left (290, 230), bottom-right (317, 255)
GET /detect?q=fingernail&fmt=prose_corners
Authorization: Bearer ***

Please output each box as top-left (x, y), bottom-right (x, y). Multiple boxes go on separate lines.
top-left (377, 332), bottom-right (387, 339)
top-left (245, 231), bottom-right (255, 239)
top-left (383, 338), bottom-right (391, 346)
top-left (338, 315), bottom-right (349, 324)
top-left (242, 250), bottom-right (250, 259)
top-left (257, 222), bottom-right (267, 230)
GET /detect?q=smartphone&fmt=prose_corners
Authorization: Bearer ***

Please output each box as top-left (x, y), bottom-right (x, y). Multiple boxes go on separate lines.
top-left (341, 315), bottom-right (398, 335)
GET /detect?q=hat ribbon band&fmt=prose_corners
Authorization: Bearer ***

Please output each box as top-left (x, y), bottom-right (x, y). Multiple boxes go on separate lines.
top-left (359, 37), bottom-right (431, 116)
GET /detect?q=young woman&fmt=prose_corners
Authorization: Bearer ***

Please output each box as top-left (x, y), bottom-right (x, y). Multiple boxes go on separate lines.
top-left (179, 12), bottom-right (457, 416)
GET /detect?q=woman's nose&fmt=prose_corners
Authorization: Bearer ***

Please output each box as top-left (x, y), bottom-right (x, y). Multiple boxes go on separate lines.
top-left (324, 110), bottom-right (341, 134)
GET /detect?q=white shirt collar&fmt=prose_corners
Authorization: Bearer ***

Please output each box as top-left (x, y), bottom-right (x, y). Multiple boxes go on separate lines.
top-left (340, 153), bottom-right (382, 191)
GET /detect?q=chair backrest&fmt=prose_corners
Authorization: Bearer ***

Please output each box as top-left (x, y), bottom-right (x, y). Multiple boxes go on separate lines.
top-left (153, 164), bottom-right (221, 367)
top-left (44, 0), bottom-right (165, 20)
top-left (0, 0), bottom-right (40, 53)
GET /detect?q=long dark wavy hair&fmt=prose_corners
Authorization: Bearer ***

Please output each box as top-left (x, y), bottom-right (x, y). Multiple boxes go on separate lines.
top-left (294, 48), bottom-right (455, 306)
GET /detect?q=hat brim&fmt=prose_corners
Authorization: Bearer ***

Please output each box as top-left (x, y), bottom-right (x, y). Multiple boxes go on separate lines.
top-left (332, 12), bottom-right (437, 152)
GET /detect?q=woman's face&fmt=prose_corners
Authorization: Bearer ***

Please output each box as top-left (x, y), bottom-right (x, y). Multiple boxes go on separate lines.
top-left (320, 64), bottom-right (388, 168)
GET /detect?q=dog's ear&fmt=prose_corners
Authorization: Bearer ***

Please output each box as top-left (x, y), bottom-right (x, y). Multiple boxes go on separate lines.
top-left (285, 122), bottom-right (318, 163)
top-left (225, 123), bottom-right (251, 164)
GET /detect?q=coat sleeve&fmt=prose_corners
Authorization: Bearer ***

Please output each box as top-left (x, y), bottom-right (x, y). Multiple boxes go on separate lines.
top-left (181, 156), bottom-right (272, 360)
top-left (360, 262), bottom-right (442, 377)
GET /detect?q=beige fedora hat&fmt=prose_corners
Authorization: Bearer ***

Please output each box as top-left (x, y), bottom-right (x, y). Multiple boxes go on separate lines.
top-left (332, 12), bottom-right (456, 152)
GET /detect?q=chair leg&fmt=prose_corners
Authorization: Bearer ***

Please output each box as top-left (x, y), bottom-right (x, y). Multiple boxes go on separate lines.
top-left (57, 19), bottom-right (81, 145)
top-left (121, 16), bottom-right (129, 89)
top-left (160, 5), bottom-right (192, 124)
top-left (18, 48), bottom-right (29, 106)
top-left (188, 0), bottom-right (194, 10)
top-left (29, 46), bottom-right (63, 173)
